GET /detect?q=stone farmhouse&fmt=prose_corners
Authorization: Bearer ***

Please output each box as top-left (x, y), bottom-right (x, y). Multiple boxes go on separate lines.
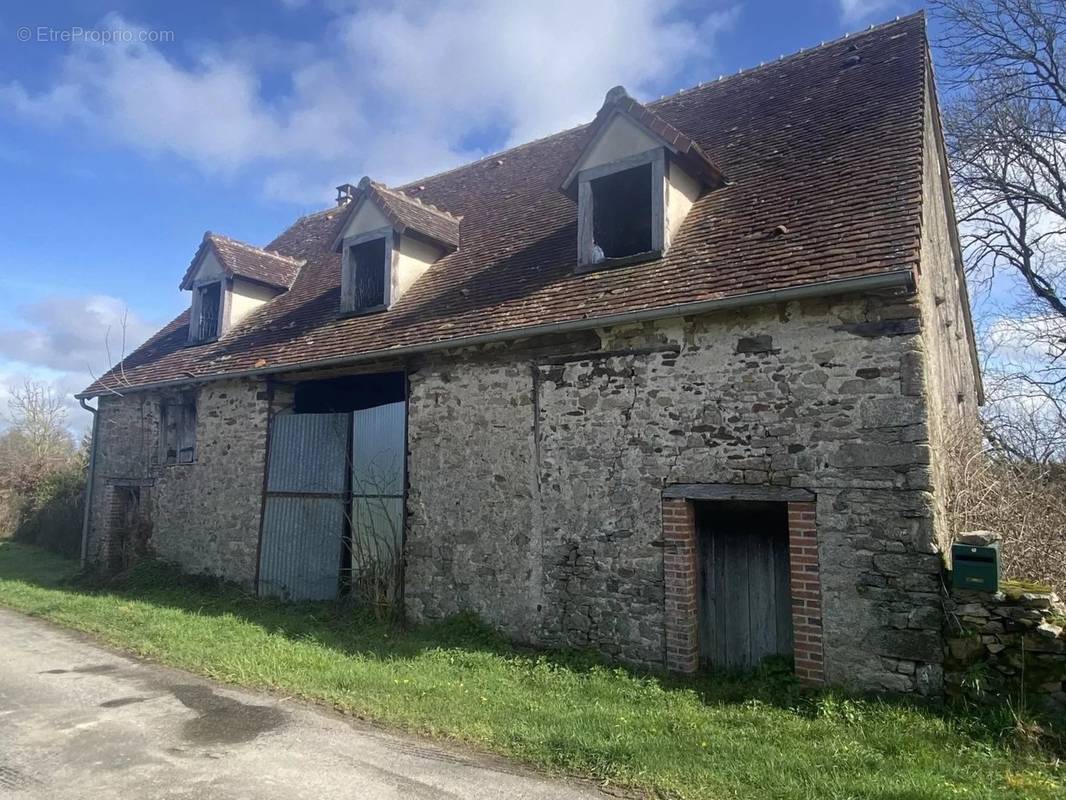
top-left (80, 14), bottom-right (980, 694)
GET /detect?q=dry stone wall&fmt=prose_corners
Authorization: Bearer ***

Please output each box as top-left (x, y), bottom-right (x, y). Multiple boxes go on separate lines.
top-left (944, 585), bottom-right (1066, 711)
top-left (406, 289), bottom-right (952, 693)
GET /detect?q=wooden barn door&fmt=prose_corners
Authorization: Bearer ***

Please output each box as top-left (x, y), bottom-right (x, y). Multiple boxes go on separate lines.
top-left (697, 501), bottom-right (793, 669)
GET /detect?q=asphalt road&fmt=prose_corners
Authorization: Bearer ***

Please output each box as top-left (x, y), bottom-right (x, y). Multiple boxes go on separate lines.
top-left (0, 609), bottom-right (600, 799)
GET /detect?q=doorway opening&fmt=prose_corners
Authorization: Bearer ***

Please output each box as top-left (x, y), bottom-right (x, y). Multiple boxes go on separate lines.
top-left (258, 370), bottom-right (406, 612)
top-left (695, 500), bottom-right (793, 670)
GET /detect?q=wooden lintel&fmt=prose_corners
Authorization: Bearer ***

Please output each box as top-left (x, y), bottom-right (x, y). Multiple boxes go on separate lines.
top-left (662, 484), bottom-right (816, 503)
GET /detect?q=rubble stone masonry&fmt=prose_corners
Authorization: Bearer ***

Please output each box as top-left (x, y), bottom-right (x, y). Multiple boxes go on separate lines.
top-left (406, 289), bottom-right (952, 693)
top-left (87, 379), bottom-right (275, 586)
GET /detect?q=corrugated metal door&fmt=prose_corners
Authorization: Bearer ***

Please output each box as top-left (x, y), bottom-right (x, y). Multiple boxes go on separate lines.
top-left (258, 413), bottom-right (350, 600)
top-left (698, 502), bottom-right (793, 669)
top-left (350, 401), bottom-right (405, 602)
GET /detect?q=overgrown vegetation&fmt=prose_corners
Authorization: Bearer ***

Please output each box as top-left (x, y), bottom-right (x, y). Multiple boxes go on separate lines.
top-left (0, 542), bottom-right (1061, 800)
top-left (943, 423), bottom-right (1066, 596)
top-left (0, 381), bottom-right (87, 558)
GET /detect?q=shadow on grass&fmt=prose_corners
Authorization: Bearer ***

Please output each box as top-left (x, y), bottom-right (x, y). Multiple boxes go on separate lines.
top-left (1, 544), bottom-right (1061, 758)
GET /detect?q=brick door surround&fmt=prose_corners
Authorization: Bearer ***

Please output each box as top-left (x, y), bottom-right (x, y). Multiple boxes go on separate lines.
top-left (661, 492), bottom-right (825, 683)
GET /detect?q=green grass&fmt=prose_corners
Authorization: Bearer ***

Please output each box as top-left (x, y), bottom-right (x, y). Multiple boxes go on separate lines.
top-left (0, 541), bottom-right (1062, 800)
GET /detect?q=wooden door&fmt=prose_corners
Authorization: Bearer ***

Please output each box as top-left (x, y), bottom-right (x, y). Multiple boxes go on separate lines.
top-left (697, 502), bottom-right (793, 669)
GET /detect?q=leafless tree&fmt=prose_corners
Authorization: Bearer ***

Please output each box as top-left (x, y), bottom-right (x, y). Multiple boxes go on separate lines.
top-left (932, 0), bottom-right (1066, 457)
top-left (2, 381), bottom-right (74, 474)
top-left (86, 305), bottom-right (137, 398)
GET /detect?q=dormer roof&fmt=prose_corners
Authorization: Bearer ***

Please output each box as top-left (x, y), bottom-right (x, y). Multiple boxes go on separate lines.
top-left (331, 177), bottom-right (461, 251)
top-left (560, 85), bottom-right (727, 196)
top-left (179, 233), bottom-right (305, 291)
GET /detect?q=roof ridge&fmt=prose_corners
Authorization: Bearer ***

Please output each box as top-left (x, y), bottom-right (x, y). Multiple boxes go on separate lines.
top-left (207, 231), bottom-right (306, 265)
top-left (376, 182), bottom-right (463, 222)
top-left (650, 12), bottom-right (924, 106)
top-left (396, 14), bottom-right (921, 194)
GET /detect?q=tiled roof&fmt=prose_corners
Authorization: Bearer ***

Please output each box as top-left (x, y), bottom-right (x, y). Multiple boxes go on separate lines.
top-left (561, 85), bottom-right (726, 192)
top-left (84, 14), bottom-right (930, 397)
top-left (340, 178), bottom-right (462, 250)
top-left (178, 233), bottom-right (305, 291)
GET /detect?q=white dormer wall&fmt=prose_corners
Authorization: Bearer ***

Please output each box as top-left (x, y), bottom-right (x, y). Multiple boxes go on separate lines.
top-left (187, 250), bottom-right (280, 340)
top-left (393, 235), bottom-right (443, 300)
top-left (338, 198), bottom-right (443, 311)
top-left (229, 278), bottom-right (277, 328)
top-left (195, 250), bottom-right (225, 283)
top-left (666, 160), bottom-right (701, 249)
top-left (579, 113), bottom-right (662, 172)
top-left (343, 199), bottom-right (391, 237)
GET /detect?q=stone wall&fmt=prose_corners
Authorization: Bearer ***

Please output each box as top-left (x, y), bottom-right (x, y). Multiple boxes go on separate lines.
top-left (918, 78), bottom-right (983, 552)
top-left (944, 585), bottom-right (1066, 711)
top-left (88, 379), bottom-right (277, 586)
top-left (406, 289), bottom-right (947, 693)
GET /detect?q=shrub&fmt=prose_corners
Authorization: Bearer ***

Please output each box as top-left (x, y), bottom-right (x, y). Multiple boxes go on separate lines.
top-left (12, 467), bottom-right (85, 559)
top-left (943, 425), bottom-right (1066, 596)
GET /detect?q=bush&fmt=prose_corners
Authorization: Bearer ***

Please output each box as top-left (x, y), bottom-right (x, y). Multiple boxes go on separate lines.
top-left (943, 425), bottom-right (1066, 596)
top-left (12, 467), bottom-right (85, 559)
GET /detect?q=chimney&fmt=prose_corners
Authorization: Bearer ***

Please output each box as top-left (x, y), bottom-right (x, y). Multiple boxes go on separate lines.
top-left (335, 183), bottom-right (357, 206)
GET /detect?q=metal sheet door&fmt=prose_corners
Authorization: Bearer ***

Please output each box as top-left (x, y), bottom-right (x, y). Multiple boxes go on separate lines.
top-left (258, 413), bottom-right (350, 600)
top-left (350, 401), bottom-right (405, 603)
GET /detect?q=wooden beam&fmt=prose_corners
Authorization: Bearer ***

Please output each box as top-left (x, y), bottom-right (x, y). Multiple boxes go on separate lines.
top-left (662, 484), bottom-right (816, 503)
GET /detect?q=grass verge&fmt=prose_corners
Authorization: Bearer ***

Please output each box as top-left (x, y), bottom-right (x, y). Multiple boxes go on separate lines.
top-left (0, 541), bottom-right (1062, 799)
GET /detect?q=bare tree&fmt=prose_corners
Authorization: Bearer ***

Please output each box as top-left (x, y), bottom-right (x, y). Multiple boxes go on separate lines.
top-left (933, 0), bottom-right (1066, 455)
top-left (3, 381), bottom-right (74, 473)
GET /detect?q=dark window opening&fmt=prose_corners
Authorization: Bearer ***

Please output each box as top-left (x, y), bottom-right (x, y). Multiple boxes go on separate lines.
top-left (293, 372), bottom-right (405, 414)
top-left (591, 162), bottom-right (653, 259)
top-left (161, 396), bottom-right (197, 465)
top-left (350, 237), bottom-right (387, 309)
top-left (197, 282), bottom-right (221, 340)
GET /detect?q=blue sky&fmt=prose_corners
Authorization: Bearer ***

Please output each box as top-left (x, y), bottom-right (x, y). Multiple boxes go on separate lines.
top-left (0, 0), bottom-right (948, 429)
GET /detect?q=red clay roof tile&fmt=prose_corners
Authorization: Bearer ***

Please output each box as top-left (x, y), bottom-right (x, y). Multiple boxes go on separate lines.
top-left (84, 14), bottom-right (929, 396)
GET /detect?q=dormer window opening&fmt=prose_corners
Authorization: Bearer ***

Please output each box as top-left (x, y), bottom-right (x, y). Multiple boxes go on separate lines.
top-left (352, 237), bottom-right (387, 309)
top-left (591, 162), bottom-right (653, 261)
top-left (196, 282), bottom-right (221, 341)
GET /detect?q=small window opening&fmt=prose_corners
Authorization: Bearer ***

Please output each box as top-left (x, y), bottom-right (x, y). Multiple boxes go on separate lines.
top-left (161, 396), bottom-right (197, 465)
top-left (350, 237), bottom-right (387, 309)
top-left (197, 282), bottom-right (221, 341)
top-left (591, 162), bottom-right (653, 260)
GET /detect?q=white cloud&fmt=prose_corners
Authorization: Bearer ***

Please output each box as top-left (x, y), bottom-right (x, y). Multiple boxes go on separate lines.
top-left (1, 2), bottom-right (739, 204)
top-left (838, 0), bottom-right (902, 24)
top-left (0, 294), bottom-right (160, 434)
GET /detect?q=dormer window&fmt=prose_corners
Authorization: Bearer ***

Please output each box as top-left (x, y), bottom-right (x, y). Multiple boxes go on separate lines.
top-left (195, 282), bottom-right (222, 341)
top-left (332, 177), bottom-right (460, 315)
top-left (580, 157), bottom-right (662, 267)
top-left (180, 232), bottom-right (304, 345)
top-left (342, 232), bottom-right (392, 313)
top-left (562, 86), bottom-right (725, 272)
top-left (592, 163), bottom-right (653, 259)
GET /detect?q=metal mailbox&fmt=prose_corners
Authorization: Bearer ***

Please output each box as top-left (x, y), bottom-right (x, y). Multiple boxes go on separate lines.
top-left (951, 541), bottom-right (999, 592)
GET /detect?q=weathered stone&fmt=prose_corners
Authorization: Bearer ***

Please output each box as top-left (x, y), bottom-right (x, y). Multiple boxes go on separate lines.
top-left (868, 629), bottom-right (943, 663)
top-left (948, 637), bottom-right (984, 662)
top-left (735, 335), bottom-right (776, 354)
top-left (955, 530), bottom-right (1001, 547)
top-left (915, 663), bottom-right (943, 696)
top-left (1036, 622), bottom-right (1064, 639)
top-left (953, 603), bottom-right (990, 617)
